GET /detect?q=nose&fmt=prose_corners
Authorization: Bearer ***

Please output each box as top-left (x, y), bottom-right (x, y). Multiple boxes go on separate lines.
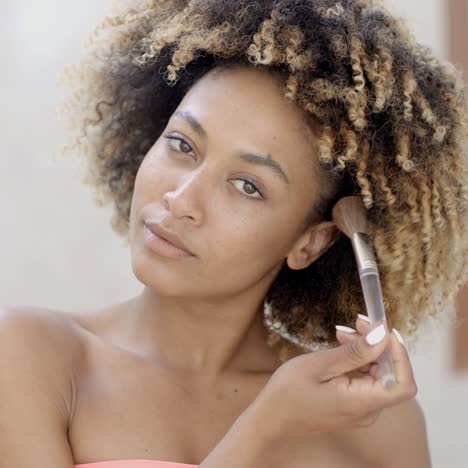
top-left (163, 170), bottom-right (206, 224)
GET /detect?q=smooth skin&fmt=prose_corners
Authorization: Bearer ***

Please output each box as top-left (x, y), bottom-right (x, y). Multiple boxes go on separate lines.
top-left (0, 65), bottom-right (430, 467)
top-left (201, 316), bottom-right (431, 468)
top-left (254, 322), bottom-right (418, 436)
top-left (0, 308), bottom-right (431, 467)
top-left (332, 317), bottom-right (432, 467)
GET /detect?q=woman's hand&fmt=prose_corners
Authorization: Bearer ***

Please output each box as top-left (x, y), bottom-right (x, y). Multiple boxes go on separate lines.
top-left (334, 314), bottom-right (391, 378)
top-left (249, 316), bottom-right (417, 443)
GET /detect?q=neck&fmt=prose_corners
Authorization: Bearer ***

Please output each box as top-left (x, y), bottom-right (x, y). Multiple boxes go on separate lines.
top-left (109, 286), bottom-right (282, 378)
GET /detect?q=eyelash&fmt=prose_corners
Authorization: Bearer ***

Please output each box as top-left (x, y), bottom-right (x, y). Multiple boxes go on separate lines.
top-left (163, 133), bottom-right (264, 200)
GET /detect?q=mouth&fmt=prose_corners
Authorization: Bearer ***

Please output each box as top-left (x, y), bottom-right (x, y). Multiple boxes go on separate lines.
top-left (143, 222), bottom-right (195, 257)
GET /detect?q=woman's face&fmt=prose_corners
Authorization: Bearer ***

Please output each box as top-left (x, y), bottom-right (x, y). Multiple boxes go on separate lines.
top-left (129, 65), bottom-right (333, 299)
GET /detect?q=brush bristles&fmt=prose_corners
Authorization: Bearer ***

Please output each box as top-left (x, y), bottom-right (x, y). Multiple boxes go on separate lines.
top-left (332, 196), bottom-right (371, 238)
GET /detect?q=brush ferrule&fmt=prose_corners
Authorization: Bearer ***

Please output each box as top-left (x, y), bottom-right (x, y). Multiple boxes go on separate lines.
top-left (351, 232), bottom-right (377, 275)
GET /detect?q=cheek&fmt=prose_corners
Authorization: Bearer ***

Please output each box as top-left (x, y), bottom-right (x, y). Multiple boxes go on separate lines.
top-left (214, 218), bottom-right (292, 267)
top-left (138, 150), bottom-right (164, 185)
top-left (132, 150), bottom-right (168, 203)
top-left (129, 155), bottom-right (163, 237)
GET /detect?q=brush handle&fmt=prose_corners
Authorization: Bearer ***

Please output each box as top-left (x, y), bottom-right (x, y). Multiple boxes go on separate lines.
top-left (360, 271), bottom-right (397, 387)
top-left (350, 233), bottom-right (396, 387)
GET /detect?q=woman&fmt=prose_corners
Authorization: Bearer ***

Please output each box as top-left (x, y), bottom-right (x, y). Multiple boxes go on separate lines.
top-left (1, 0), bottom-right (467, 466)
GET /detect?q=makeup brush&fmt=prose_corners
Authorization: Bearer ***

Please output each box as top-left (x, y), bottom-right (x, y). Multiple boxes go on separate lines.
top-left (332, 196), bottom-right (396, 387)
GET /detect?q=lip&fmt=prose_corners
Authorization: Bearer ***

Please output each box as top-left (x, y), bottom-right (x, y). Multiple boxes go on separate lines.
top-left (143, 222), bottom-right (194, 257)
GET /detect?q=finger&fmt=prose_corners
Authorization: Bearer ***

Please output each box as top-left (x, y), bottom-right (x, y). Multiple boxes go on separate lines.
top-left (335, 315), bottom-right (371, 338)
top-left (357, 363), bottom-right (372, 374)
top-left (335, 326), bottom-right (373, 374)
top-left (389, 329), bottom-right (417, 392)
top-left (356, 314), bottom-right (372, 335)
top-left (366, 332), bottom-right (416, 398)
top-left (330, 370), bottom-right (390, 416)
top-left (326, 332), bottom-right (417, 416)
top-left (335, 325), bottom-right (358, 345)
top-left (354, 316), bottom-right (382, 374)
top-left (336, 327), bottom-right (374, 370)
top-left (348, 374), bottom-right (376, 390)
top-left (368, 362), bottom-right (380, 379)
top-left (317, 324), bottom-right (390, 380)
top-left (364, 333), bottom-right (417, 409)
top-left (334, 330), bottom-right (374, 373)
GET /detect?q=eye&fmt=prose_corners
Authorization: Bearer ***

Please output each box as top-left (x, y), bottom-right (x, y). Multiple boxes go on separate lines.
top-left (231, 179), bottom-right (263, 200)
top-left (164, 133), bottom-right (264, 200)
top-left (164, 133), bottom-right (195, 157)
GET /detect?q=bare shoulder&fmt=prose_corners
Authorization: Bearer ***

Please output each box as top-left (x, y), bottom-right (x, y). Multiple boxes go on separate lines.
top-left (0, 304), bottom-right (87, 466)
top-left (0, 304), bottom-right (86, 420)
top-left (344, 397), bottom-right (432, 468)
top-left (0, 303), bottom-right (84, 354)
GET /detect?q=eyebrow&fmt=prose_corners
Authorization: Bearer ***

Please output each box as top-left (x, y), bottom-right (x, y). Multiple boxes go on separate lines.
top-left (173, 110), bottom-right (290, 184)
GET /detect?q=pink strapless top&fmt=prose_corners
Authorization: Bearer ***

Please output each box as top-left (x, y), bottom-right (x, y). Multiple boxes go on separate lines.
top-left (75, 460), bottom-right (198, 468)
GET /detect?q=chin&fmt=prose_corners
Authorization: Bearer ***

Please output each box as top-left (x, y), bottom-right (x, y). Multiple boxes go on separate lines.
top-left (130, 248), bottom-right (196, 297)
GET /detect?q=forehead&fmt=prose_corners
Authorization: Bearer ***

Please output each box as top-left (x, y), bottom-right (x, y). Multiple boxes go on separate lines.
top-left (176, 65), bottom-right (319, 167)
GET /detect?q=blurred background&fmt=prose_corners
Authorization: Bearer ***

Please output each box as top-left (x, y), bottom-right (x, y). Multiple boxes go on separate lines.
top-left (0, 1), bottom-right (466, 467)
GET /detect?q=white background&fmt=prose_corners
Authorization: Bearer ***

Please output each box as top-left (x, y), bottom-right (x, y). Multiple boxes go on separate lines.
top-left (1, 1), bottom-right (466, 466)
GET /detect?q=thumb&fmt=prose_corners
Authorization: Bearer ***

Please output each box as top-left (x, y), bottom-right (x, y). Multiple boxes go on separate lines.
top-left (315, 324), bottom-right (390, 381)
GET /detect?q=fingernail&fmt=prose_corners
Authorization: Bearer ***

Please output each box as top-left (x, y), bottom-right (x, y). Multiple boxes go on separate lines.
top-left (366, 324), bottom-right (386, 345)
top-left (392, 328), bottom-right (405, 346)
top-left (335, 325), bottom-right (357, 334)
top-left (358, 313), bottom-right (371, 323)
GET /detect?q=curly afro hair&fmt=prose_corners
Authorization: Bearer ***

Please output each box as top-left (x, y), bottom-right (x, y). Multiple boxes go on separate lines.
top-left (59, 0), bottom-right (468, 361)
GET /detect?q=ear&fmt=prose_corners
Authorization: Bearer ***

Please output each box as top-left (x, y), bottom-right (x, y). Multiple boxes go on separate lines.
top-left (286, 221), bottom-right (341, 271)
